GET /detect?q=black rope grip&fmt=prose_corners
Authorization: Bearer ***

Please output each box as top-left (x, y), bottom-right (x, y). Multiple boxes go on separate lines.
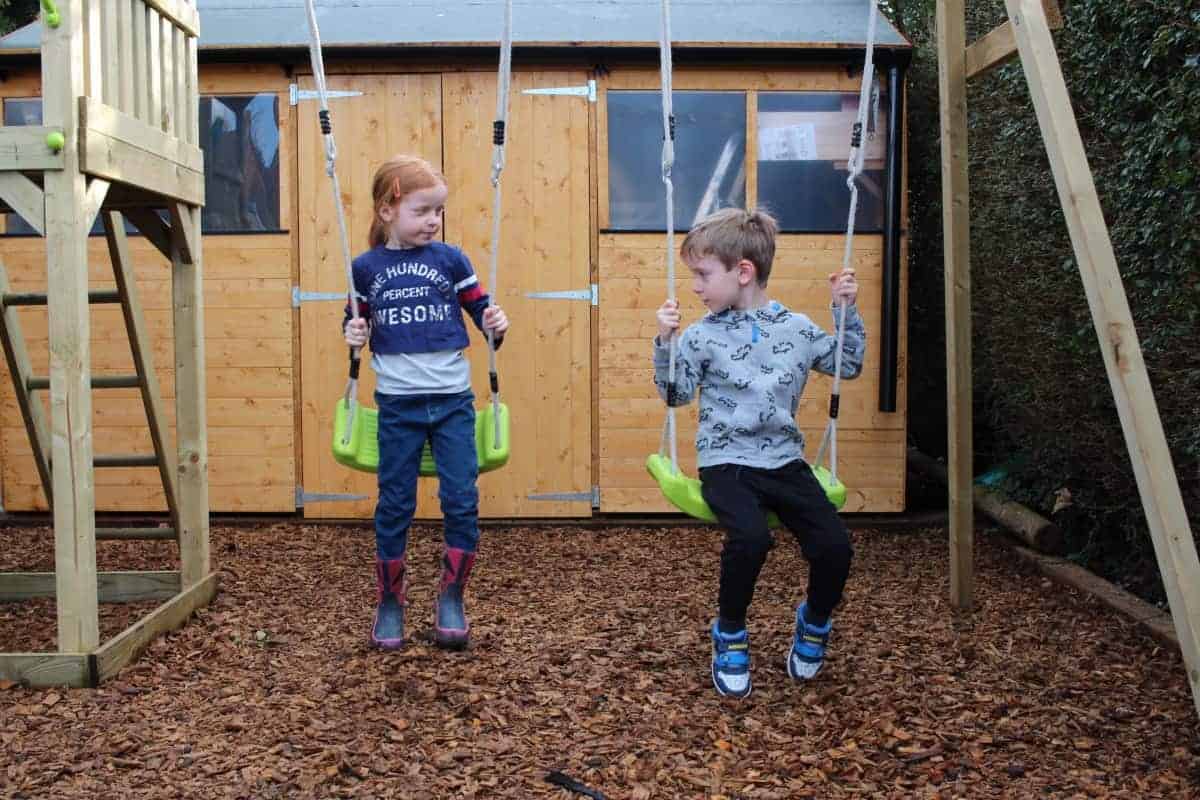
top-left (493, 120), bottom-right (505, 146)
top-left (319, 109), bottom-right (332, 135)
top-left (829, 394), bottom-right (840, 419)
top-left (850, 122), bottom-right (862, 148)
top-left (668, 114), bottom-right (676, 141)
top-left (490, 371), bottom-right (499, 394)
top-left (667, 382), bottom-right (679, 407)
top-left (349, 350), bottom-right (361, 381)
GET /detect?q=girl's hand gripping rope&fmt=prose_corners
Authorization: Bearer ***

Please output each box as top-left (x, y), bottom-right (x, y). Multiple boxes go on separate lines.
top-left (482, 305), bottom-right (510, 338)
top-left (344, 318), bottom-right (369, 348)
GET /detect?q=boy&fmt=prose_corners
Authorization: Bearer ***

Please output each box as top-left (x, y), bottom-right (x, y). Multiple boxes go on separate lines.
top-left (653, 208), bottom-right (864, 698)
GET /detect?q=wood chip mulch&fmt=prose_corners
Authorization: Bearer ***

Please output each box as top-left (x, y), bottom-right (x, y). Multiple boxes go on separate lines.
top-left (1, 521), bottom-right (1197, 799)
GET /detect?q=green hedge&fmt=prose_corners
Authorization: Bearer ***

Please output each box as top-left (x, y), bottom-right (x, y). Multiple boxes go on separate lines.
top-left (896, 0), bottom-right (1199, 602)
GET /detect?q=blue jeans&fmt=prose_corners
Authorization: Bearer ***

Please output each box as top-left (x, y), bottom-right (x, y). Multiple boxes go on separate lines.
top-left (374, 390), bottom-right (480, 560)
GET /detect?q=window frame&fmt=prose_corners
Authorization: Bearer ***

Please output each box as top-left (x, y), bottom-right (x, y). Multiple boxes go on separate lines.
top-left (1, 92), bottom-right (286, 237)
top-left (598, 67), bottom-right (890, 235)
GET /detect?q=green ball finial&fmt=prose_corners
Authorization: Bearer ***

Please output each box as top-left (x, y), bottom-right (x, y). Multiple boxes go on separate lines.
top-left (45, 131), bottom-right (65, 153)
top-left (40, 1), bottom-right (61, 29)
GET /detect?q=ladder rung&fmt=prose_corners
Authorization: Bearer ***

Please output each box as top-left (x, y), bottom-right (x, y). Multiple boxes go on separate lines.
top-left (1, 290), bottom-right (122, 307)
top-left (27, 374), bottom-right (141, 391)
top-left (95, 454), bottom-right (160, 468)
top-left (96, 527), bottom-right (176, 541)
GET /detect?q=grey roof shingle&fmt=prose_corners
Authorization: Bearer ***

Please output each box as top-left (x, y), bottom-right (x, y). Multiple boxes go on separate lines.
top-left (0, 1), bottom-right (909, 53)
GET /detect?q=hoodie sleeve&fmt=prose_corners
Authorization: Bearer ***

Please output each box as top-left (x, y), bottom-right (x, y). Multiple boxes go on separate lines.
top-left (810, 303), bottom-right (866, 378)
top-left (652, 325), bottom-right (705, 407)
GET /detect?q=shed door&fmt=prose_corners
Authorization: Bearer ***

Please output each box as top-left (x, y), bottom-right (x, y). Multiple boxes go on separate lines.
top-left (298, 71), bottom-right (593, 519)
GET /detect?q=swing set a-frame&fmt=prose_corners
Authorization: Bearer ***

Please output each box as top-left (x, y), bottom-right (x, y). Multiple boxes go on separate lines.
top-left (936, 0), bottom-right (1200, 720)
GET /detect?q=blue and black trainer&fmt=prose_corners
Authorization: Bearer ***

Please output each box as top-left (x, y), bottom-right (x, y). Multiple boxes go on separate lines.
top-left (710, 621), bottom-right (752, 698)
top-left (787, 602), bottom-right (832, 680)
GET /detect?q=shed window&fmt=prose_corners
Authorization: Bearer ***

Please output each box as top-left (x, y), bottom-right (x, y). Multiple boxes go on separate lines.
top-left (756, 92), bottom-right (887, 232)
top-left (2, 94), bottom-right (281, 235)
top-left (200, 94), bottom-right (280, 233)
top-left (607, 91), bottom-right (746, 231)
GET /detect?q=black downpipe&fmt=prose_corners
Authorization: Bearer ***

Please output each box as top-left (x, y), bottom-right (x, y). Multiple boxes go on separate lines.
top-left (879, 63), bottom-right (905, 413)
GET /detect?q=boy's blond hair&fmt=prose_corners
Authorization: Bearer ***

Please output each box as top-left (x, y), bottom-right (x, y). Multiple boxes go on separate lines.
top-left (680, 207), bottom-right (779, 286)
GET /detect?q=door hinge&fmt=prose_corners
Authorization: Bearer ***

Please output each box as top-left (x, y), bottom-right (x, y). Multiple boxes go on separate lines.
top-left (522, 79), bottom-right (596, 103)
top-left (293, 286), bottom-right (349, 308)
top-left (526, 284), bottom-right (597, 306)
top-left (296, 486), bottom-right (369, 508)
top-left (290, 84), bottom-right (365, 106)
top-left (527, 486), bottom-right (600, 509)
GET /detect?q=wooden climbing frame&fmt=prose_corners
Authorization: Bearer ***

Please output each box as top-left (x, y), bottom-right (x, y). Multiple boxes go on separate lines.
top-left (0, 0), bottom-right (214, 687)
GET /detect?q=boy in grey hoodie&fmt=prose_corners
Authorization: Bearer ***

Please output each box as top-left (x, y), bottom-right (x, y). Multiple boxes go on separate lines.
top-left (653, 208), bottom-right (865, 698)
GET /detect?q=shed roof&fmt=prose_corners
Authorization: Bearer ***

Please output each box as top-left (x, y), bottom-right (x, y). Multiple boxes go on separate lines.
top-left (0, 1), bottom-right (909, 54)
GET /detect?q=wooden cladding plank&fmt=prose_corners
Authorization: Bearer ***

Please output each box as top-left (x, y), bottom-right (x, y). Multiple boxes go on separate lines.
top-left (0, 126), bottom-right (66, 171)
top-left (146, 8), bottom-right (162, 132)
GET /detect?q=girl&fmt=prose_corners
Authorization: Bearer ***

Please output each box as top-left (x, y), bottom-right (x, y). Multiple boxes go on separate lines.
top-left (344, 154), bottom-right (510, 651)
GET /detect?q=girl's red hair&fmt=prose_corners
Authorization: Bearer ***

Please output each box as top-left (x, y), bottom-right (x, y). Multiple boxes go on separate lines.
top-left (368, 155), bottom-right (446, 248)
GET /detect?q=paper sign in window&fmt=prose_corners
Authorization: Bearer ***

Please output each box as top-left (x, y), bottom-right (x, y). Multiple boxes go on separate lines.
top-left (758, 122), bottom-right (817, 162)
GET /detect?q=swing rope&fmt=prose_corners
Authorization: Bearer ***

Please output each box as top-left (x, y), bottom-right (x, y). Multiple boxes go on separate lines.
top-left (657, 0), bottom-right (679, 473)
top-left (304, 0), bottom-right (514, 448)
top-left (485, 0), bottom-right (514, 444)
top-left (303, 0), bottom-right (360, 448)
top-left (654, 0), bottom-right (879, 489)
top-left (813, 0), bottom-right (880, 482)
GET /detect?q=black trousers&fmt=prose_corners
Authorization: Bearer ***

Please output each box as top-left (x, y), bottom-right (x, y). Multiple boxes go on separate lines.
top-left (699, 460), bottom-right (853, 625)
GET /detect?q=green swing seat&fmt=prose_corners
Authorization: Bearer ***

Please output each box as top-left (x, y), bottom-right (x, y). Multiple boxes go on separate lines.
top-left (332, 397), bottom-right (510, 476)
top-left (645, 453), bottom-right (847, 525)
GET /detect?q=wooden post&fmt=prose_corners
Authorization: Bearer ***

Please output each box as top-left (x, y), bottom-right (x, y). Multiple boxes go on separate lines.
top-left (937, 0), bottom-right (974, 610)
top-left (172, 201), bottom-right (209, 588)
top-left (42, 0), bottom-right (100, 651)
top-left (1005, 0), bottom-right (1200, 720)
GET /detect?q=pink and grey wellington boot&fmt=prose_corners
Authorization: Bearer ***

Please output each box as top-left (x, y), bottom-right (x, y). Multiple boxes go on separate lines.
top-left (371, 557), bottom-right (407, 650)
top-left (434, 547), bottom-right (475, 649)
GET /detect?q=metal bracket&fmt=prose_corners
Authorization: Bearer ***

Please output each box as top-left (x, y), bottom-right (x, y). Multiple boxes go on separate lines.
top-left (293, 286), bottom-right (349, 308)
top-left (522, 79), bottom-right (597, 103)
top-left (525, 284), bottom-right (598, 306)
top-left (289, 84), bottom-right (365, 106)
top-left (527, 486), bottom-right (600, 509)
top-left (296, 486), bottom-right (369, 508)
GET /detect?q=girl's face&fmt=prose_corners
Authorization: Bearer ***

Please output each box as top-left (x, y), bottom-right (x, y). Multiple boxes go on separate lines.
top-left (687, 254), bottom-right (753, 312)
top-left (379, 182), bottom-right (448, 248)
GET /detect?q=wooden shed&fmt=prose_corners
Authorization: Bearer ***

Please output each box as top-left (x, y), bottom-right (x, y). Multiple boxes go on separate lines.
top-left (0, 0), bottom-right (911, 521)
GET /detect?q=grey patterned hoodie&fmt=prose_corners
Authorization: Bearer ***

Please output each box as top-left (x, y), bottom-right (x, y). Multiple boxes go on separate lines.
top-left (652, 301), bottom-right (866, 470)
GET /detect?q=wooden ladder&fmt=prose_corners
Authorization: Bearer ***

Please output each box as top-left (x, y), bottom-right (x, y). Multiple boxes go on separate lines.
top-left (0, 210), bottom-right (178, 541)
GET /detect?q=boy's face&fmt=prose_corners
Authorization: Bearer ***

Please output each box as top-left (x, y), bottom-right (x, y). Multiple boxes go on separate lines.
top-left (687, 254), bottom-right (756, 313)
